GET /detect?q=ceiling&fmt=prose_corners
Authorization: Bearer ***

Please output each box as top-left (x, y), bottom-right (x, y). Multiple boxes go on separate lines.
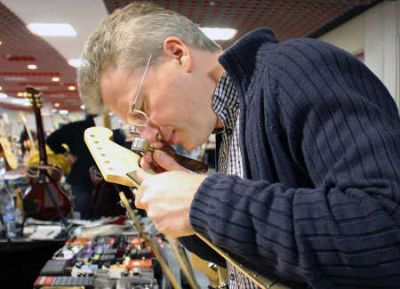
top-left (0, 0), bottom-right (381, 112)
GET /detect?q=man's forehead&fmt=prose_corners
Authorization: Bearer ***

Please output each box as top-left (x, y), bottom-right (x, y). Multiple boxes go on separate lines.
top-left (101, 66), bottom-right (130, 95)
top-left (101, 64), bottom-right (141, 87)
top-left (100, 66), bottom-right (143, 120)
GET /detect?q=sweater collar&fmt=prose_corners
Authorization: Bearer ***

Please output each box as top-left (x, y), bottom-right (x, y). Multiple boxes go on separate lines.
top-left (218, 28), bottom-right (278, 97)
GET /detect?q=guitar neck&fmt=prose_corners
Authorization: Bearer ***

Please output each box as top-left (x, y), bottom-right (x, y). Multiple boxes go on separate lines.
top-left (33, 106), bottom-right (48, 165)
top-left (19, 112), bottom-right (37, 150)
top-left (25, 87), bottom-right (48, 166)
top-left (84, 126), bottom-right (141, 187)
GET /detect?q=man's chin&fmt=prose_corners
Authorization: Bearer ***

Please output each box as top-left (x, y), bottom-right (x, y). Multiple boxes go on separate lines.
top-left (179, 133), bottom-right (206, 151)
top-left (180, 141), bottom-right (196, 152)
top-left (184, 139), bottom-right (205, 152)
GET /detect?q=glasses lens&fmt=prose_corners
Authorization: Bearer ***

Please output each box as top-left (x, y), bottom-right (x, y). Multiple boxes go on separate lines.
top-left (127, 55), bottom-right (152, 128)
top-left (127, 110), bottom-right (148, 127)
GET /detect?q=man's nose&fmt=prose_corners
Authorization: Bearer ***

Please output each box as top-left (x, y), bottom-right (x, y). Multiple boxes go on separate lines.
top-left (139, 125), bottom-right (161, 144)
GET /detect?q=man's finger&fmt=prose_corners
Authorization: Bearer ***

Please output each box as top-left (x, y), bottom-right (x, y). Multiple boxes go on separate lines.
top-left (134, 188), bottom-right (145, 209)
top-left (139, 152), bottom-right (153, 169)
top-left (134, 168), bottom-right (154, 183)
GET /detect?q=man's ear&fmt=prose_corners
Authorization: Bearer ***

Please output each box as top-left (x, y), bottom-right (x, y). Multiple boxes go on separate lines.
top-left (163, 37), bottom-right (192, 72)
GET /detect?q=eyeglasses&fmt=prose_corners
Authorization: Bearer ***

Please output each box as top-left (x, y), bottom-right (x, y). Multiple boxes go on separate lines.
top-left (127, 54), bottom-right (152, 128)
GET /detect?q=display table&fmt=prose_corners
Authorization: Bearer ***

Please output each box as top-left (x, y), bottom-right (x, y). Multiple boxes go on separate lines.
top-left (0, 238), bottom-right (65, 289)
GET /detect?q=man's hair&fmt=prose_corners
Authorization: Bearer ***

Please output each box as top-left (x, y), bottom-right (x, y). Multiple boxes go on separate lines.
top-left (78, 1), bottom-right (220, 114)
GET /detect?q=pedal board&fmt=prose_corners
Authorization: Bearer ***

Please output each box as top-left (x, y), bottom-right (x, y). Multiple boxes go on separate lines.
top-left (35, 234), bottom-right (159, 289)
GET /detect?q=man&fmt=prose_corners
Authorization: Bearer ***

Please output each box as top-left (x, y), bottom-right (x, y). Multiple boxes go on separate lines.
top-left (46, 114), bottom-right (97, 219)
top-left (78, 2), bottom-right (400, 289)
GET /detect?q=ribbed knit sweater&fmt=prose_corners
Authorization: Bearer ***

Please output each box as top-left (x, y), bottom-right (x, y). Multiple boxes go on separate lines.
top-left (181, 28), bottom-right (400, 289)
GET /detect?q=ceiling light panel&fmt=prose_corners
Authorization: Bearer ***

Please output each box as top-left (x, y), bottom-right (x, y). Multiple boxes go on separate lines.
top-left (27, 23), bottom-right (77, 37)
top-left (27, 64), bottom-right (37, 70)
top-left (68, 58), bottom-right (83, 68)
top-left (199, 27), bottom-right (237, 41)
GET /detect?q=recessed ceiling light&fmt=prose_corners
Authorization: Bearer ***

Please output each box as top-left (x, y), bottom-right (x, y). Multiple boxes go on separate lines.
top-left (54, 102), bottom-right (60, 108)
top-left (68, 85), bottom-right (76, 91)
top-left (0, 41), bottom-right (2, 46)
top-left (52, 77), bottom-right (60, 82)
top-left (27, 64), bottom-right (37, 70)
top-left (199, 27), bottom-right (237, 41)
top-left (17, 92), bottom-right (24, 97)
top-left (80, 105), bottom-right (85, 110)
top-left (27, 23), bottom-right (77, 37)
top-left (0, 86), bottom-right (2, 91)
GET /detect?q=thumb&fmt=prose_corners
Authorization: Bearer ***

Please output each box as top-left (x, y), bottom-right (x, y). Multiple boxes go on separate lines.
top-left (153, 150), bottom-right (188, 172)
top-left (134, 168), bottom-right (154, 184)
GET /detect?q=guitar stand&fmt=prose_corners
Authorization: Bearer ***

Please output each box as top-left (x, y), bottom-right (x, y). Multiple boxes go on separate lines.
top-left (43, 174), bottom-right (69, 228)
top-left (23, 167), bottom-right (69, 228)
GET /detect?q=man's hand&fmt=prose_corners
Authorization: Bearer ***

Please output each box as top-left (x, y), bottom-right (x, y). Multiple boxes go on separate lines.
top-left (134, 150), bottom-right (207, 237)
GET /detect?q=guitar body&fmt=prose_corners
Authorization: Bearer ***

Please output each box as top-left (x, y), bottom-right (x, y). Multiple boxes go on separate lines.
top-left (89, 165), bottom-right (138, 218)
top-left (91, 181), bottom-right (131, 217)
top-left (23, 87), bottom-right (72, 221)
top-left (24, 168), bottom-right (72, 221)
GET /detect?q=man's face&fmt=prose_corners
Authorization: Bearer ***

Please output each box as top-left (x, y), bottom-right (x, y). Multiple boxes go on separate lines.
top-left (100, 55), bottom-right (218, 151)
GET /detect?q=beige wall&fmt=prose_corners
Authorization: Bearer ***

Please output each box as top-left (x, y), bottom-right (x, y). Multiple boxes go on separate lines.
top-left (318, 1), bottom-right (400, 105)
top-left (319, 13), bottom-right (365, 55)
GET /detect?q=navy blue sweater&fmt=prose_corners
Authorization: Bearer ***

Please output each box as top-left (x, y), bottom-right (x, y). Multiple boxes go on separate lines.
top-left (182, 29), bottom-right (400, 289)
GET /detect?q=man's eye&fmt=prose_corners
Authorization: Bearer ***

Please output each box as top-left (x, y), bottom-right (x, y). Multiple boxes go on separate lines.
top-left (134, 97), bottom-right (144, 112)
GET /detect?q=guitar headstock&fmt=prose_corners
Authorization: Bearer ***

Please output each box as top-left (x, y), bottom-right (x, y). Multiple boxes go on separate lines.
top-left (84, 126), bottom-right (142, 187)
top-left (25, 86), bottom-right (42, 110)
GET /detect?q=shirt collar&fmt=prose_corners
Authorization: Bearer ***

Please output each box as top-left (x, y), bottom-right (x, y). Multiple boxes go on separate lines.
top-left (212, 72), bottom-right (239, 132)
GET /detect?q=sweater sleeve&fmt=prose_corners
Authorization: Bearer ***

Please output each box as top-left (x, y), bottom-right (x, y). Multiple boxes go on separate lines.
top-left (46, 125), bottom-right (69, 154)
top-left (190, 39), bottom-right (400, 288)
top-left (179, 235), bottom-right (226, 267)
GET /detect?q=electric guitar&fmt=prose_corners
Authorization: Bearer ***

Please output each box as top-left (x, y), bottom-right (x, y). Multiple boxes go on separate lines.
top-left (23, 87), bottom-right (72, 221)
top-left (84, 126), bottom-right (291, 289)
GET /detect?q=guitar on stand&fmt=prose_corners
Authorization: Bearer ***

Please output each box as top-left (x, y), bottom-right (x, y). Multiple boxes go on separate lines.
top-left (23, 87), bottom-right (72, 221)
top-left (84, 126), bottom-right (291, 289)
top-left (0, 135), bottom-right (18, 171)
top-left (0, 116), bottom-right (18, 171)
top-left (19, 111), bottom-right (37, 156)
